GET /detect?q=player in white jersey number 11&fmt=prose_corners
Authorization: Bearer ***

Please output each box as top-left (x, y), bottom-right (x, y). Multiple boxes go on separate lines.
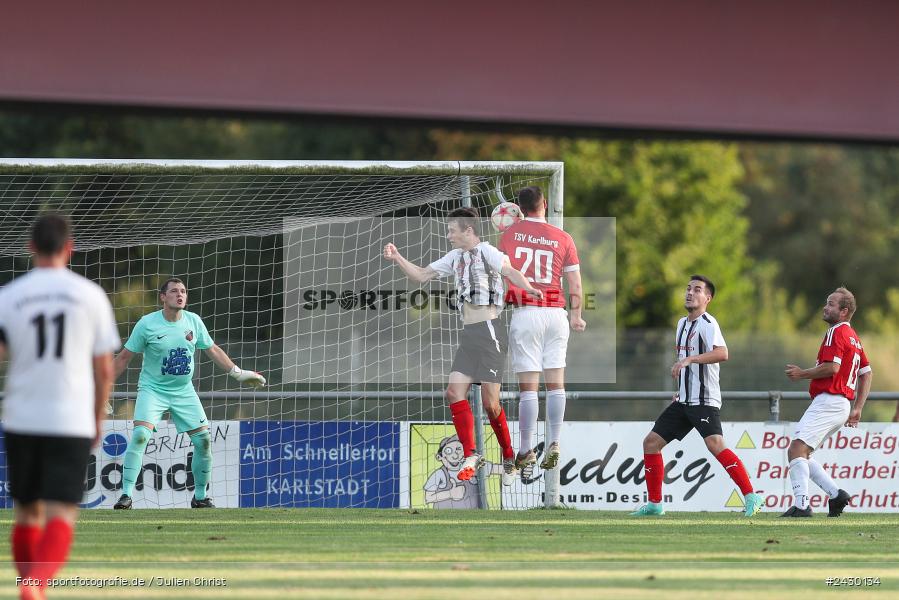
top-left (0, 214), bottom-right (119, 599)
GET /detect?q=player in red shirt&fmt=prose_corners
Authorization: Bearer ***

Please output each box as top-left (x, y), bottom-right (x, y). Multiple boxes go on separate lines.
top-left (783, 287), bottom-right (872, 517)
top-left (499, 186), bottom-right (585, 479)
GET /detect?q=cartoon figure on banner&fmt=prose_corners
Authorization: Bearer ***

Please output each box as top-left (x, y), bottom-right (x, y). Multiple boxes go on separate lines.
top-left (424, 435), bottom-right (504, 509)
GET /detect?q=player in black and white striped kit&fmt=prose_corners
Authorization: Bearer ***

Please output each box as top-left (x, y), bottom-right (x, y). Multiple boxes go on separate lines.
top-left (384, 207), bottom-right (541, 484)
top-left (0, 215), bottom-right (120, 599)
top-left (630, 275), bottom-right (763, 517)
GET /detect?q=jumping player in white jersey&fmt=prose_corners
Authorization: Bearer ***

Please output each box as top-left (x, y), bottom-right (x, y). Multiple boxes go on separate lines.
top-left (0, 215), bottom-right (120, 600)
top-left (498, 186), bottom-right (585, 481)
top-left (630, 275), bottom-right (763, 517)
top-left (384, 207), bottom-right (542, 483)
top-left (782, 287), bottom-right (871, 517)
top-left (111, 277), bottom-right (266, 509)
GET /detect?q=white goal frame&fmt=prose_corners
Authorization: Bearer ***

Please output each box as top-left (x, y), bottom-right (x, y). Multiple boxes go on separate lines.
top-left (0, 158), bottom-right (565, 508)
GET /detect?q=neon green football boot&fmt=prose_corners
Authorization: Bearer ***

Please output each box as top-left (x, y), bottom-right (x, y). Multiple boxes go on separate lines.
top-left (629, 502), bottom-right (665, 516)
top-left (743, 492), bottom-right (763, 517)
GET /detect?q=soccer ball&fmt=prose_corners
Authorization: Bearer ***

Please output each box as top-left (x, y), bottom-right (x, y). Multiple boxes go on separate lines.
top-left (490, 202), bottom-right (522, 233)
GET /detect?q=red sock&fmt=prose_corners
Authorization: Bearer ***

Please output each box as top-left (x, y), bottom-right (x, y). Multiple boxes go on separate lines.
top-left (449, 400), bottom-right (476, 457)
top-left (716, 448), bottom-right (754, 495)
top-left (11, 524), bottom-right (42, 577)
top-left (29, 518), bottom-right (74, 589)
top-left (488, 408), bottom-right (514, 460)
top-left (644, 453), bottom-right (664, 503)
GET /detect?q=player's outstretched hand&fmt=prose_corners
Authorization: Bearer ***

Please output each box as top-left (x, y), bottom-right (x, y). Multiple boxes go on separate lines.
top-left (525, 287), bottom-right (543, 300)
top-left (383, 243), bottom-right (401, 261)
top-left (230, 366), bottom-right (266, 388)
top-left (847, 407), bottom-right (862, 427)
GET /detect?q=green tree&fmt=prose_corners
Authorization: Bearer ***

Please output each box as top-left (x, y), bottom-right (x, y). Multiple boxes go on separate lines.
top-left (740, 143), bottom-right (899, 329)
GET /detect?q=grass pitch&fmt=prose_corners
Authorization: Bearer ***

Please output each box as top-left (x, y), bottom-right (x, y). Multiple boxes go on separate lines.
top-left (2, 509), bottom-right (898, 599)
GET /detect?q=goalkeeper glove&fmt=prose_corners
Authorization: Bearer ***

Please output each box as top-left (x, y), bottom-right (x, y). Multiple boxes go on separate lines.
top-left (229, 365), bottom-right (266, 388)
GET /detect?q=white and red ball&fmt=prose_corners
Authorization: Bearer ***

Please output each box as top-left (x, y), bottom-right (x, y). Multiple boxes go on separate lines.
top-left (490, 202), bottom-right (522, 233)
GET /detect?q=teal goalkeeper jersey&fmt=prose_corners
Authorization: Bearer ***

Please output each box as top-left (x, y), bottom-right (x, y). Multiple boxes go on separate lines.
top-left (124, 310), bottom-right (214, 394)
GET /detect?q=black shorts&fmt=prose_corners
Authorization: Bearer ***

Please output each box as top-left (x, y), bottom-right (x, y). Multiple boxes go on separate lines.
top-left (5, 432), bottom-right (93, 504)
top-left (450, 319), bottom-right (508, 384)
top-left (651, 402), bottom-right (723, 442)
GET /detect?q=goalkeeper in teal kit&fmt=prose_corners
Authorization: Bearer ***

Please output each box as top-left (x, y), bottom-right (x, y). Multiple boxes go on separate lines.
top-left (112, 278), bottom-right (265, 509)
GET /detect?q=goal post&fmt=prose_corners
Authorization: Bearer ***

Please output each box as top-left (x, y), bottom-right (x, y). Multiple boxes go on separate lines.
top-left (0, 159), bottom-right (567, 510)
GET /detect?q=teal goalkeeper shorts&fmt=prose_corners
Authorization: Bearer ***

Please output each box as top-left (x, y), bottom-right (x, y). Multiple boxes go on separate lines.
top-left (133, 388), bottom-right (208, 433)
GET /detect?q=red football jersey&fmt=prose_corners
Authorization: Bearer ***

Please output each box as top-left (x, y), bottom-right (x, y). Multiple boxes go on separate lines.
top-left (498, 218), bottom-right (579, 308)
top-left (808, 322), bottom-right (871, 400)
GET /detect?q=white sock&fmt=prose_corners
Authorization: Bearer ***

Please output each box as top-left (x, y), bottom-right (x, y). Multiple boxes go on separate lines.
top-left (518, 391), bottom-right (539, 454)
top-left (808, 458), bottom-right (839, 497)
top-left (546, 389), bottom-right (566, 445)
top-left (789, 457), bottom-right (810, 509)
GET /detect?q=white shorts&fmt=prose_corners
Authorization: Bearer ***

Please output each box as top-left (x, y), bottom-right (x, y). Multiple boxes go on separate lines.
top-left (509, 307), bottom-right (570, 373)
top-left (794, 392), bottom-right (850, 450)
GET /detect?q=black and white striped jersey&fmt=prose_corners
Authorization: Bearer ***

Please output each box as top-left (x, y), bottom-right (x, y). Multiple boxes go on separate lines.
top-left (429, 242), bottom-right (507, 308)
top-left (674, 312), bottom-right (727, 407)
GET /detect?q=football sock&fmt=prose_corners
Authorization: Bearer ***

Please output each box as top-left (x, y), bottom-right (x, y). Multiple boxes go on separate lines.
top-left (121, 425), bottom-right (153, 497)
top-left (190, 429), bottom-right (213, 501)
top-left (488, 408), bottom-right (514, 460)
top-left (29, 518), bottom-right (73, 589)
top-left (808, 458), bottom-right (839, 497)
top-left (715, 448), bottom-right (754, 496)
top-left (449, 400), bottom-right (477, 457)
top-left (546, 388), bottom-right (567, 445)
top-left (789, 457), bottom-right (811, 509)
top-left (644, 453), bottom-right (665, 503)
top-left (11, 524), bottom-right (41, 577)
top-left (518, 390), bottom-right (539, 454)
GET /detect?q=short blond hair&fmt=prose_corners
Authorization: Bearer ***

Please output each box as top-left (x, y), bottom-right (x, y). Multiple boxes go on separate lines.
top-left (834, 287), bottom-right (857, 320)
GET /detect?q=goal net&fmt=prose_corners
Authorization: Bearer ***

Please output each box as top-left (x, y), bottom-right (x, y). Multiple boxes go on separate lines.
top-left (0, 160), bottom-right (566, 510)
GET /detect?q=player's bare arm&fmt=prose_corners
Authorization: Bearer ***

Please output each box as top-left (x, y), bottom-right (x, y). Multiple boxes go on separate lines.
top-left (784, 361), bottom-right (840, 381)
top-left (565, 269), bottom-right (586, 331)
top-left (383, 242), bottom-right (439, 282)
top-left (204, 344), bottom-right (267, 387)
top-left (92, 352), bottom-right (114, 446)
top-left (204, 343), bottom-right (236, 371)
top-left (112, 347), bottom-right (135, 380)
top-left (671, 345), bottom-right (728, 378)
top-left (500, 257), bottom-right (543, 299)
top-left (848, 370), bottom-right (872, 427)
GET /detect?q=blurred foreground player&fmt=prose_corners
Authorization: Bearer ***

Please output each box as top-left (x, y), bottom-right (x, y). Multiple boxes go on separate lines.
top-left (0, 214), bottom-right (120, 599)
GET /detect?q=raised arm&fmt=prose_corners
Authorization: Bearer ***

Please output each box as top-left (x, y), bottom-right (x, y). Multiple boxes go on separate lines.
top-left (383, 243), bottom-right (438, 283)
top-left (204, 343), bottom-right (266, 387)
top-left (500, 257), bottom-right (543, 299)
